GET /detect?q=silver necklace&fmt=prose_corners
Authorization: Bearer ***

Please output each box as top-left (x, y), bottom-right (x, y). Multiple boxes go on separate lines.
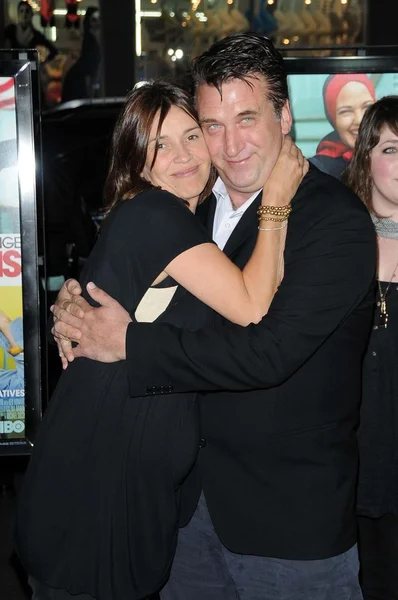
top-left (371, 214), bottom-right (398, 240)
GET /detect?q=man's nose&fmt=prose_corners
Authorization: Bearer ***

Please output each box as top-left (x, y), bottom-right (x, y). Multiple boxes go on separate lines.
top-left (224, 128), bottom-right (244, 157)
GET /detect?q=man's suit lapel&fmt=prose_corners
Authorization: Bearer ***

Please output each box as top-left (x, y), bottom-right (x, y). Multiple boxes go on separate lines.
top-left (196, 193), bottom-right (217, 235)
top-left (223, 192), bottom-right (262, 257)
top-left (197, 190), bottom-right (263, 257)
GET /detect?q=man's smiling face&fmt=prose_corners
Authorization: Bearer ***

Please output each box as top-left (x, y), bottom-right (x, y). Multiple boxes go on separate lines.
top-left (196, 76), bottom-right (292, 207)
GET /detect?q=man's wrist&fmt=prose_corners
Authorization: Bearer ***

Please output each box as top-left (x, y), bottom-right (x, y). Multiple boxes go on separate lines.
top-left (120, 320), bottom-right (132, 360)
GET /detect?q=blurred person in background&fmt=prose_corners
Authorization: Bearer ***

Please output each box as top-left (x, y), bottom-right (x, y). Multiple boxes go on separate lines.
top-left (311, 74), bottom-right (376, 180)
top-left (347, 95), bottom-right (398, 600)
top-left (4, 1), bottom-right (58, 63)
top-left (61, 7), bottom-right (102, 102)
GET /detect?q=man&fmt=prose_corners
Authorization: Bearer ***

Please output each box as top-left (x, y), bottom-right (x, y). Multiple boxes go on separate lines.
top-left (52, 33), bottom-right (376, 599)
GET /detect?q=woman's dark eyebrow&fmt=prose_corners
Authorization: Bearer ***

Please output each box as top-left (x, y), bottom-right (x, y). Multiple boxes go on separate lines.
top-left (149, 126), bottom-right (200, 144)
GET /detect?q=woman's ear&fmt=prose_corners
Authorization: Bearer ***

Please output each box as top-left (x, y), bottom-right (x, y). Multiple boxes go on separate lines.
top-left (141, 164), bottom-right (150, 182)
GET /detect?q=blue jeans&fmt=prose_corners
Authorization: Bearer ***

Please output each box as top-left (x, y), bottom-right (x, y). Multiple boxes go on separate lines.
top-left (161, 493), bottom-right (363, 600)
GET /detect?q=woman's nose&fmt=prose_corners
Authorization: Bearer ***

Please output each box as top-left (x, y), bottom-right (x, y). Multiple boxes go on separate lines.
top-left (174, 144), bottom-right (192, 162)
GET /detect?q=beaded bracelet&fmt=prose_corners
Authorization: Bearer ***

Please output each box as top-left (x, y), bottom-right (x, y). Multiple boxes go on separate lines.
top-left (257, 204), bottom-right (292, 219)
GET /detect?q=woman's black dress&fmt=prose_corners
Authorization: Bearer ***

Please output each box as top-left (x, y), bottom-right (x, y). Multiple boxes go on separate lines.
top-left (15, 189), bottom-right (212, 599)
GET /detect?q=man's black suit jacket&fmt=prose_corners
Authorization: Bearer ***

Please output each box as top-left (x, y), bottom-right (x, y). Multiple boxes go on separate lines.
top-left (126, 166), bottom-right (377, 560)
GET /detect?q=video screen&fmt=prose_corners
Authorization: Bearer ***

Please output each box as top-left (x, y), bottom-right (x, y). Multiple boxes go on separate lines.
top-left (287, 72), bottom-right (398, 180)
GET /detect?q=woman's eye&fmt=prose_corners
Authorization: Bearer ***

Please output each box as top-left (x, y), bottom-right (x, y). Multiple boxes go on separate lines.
top-left (383, 147), bottom-right (397, 154)
top-left (187, 134), bottom-right (199, 141)
top-left (157, 142), bottom-right (166, 150)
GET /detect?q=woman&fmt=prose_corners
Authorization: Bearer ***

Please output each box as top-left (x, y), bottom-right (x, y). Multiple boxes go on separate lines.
top-left (347, 96), bottom-right (398, 600)
top-left (15, 80), bottom-right (307, 600)
top-left (4, 1), bottom-right (58, 63)
top-left (62, 7), bottom-right (102, 102)
top-left (311, 73), bottom-right (376, 180)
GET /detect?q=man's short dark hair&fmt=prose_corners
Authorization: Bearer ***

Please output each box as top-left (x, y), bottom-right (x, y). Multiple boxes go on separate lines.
top-left (191, 32), bottom-right (289, 118)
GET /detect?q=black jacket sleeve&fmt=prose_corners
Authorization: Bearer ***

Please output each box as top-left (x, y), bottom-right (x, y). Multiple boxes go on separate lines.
top-left (125, 186), bottom-right (376, 396)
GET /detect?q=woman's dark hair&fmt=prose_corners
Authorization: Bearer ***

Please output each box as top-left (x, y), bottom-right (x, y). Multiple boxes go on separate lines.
top-left (191, 32), bottom-right (289, 118)
top-left (347, 96), bottom-right (398, 213)
top-left (18, 1), bottom-right (33, 15)
top-left (83, 7), bottom-right (99, 35)
top-left (105, 80), bottom-right (216, 212)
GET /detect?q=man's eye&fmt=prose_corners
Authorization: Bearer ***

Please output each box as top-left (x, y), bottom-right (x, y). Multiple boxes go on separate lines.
top-left (241, 117), bottom-right (253, 124)
top-left (207, 124), bottom-right (220, 131)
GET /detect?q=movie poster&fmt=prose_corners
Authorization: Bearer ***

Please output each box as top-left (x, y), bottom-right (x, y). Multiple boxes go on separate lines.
top-left (288, 71), bottom-right (398, 180)
top-left (0, 76), bottom-right (25, 441)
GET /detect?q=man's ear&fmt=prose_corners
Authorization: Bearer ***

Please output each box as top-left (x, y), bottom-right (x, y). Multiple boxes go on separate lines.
top-left (280, 100), bottom-right (293, 135)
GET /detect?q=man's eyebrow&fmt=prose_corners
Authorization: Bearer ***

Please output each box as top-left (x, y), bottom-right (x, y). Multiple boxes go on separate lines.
top-left (237, 109), bottom-right (259, 117)
top-left (199, 118), bottom-right (219, 125)
top-left (199, 110), bottom-right (259, 125)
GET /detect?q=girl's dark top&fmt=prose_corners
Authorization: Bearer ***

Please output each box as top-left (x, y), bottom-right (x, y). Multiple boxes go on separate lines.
top-left (15, 189), bottom-right (213, 600)
top-left (357, 280), bottom-right (398, 517)
top-left (4, 24), bottom-right (58, 62)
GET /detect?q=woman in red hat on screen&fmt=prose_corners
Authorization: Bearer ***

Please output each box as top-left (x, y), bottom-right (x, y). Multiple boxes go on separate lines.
top-left (310, 74), bottom-right (376, 180)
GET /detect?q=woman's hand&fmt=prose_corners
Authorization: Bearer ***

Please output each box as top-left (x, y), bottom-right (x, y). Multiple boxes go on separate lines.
top-left (262, 136), bottom-right (309, 206)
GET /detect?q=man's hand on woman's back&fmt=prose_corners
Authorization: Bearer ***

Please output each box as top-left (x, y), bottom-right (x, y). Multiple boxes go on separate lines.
top-left (51, 280), bottom-right (131, 366)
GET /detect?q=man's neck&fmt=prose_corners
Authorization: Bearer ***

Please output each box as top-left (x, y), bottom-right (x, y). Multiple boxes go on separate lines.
top-left (229, 191), bottom-right (261, 210)
top-left (213, 177), bottom-right (262, 209)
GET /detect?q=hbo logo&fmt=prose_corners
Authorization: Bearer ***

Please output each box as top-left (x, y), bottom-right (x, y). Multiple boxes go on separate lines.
top-left (0, 420), bottom-right (25, 434)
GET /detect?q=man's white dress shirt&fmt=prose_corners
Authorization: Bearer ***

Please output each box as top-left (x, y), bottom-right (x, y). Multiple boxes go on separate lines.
top-left (212, 177), bottom-right (261, 250)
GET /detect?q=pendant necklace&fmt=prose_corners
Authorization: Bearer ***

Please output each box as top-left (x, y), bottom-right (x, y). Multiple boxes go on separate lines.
top-left (377, 259), bottom-right (398, 329)
top-left (372, 215), bottom-right (398, 329)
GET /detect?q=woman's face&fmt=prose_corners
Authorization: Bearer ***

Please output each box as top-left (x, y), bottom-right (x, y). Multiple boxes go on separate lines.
top-left (142, 105), bottom-right (211, 211)
top-left (89, 11), bottom-right (101, 33)
top-left (335, 81), bottom-right (374, 149)
top-left (371, 125), bottom-right (398, 216)
top-left (18, 3), bottom-right (33, 27)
